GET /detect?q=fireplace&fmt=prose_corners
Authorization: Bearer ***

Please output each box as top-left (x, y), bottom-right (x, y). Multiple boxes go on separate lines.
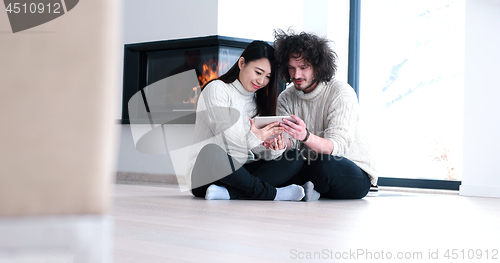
top-left (122, 35), bottom-right (281, 125)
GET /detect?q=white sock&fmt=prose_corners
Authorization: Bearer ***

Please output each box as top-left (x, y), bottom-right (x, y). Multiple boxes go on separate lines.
top-left (205, 184), bottom-right (230, 200)
top-left (302, 181), bottom-right (321, 202)
top-left (274, 184), bottom-right (305, 201)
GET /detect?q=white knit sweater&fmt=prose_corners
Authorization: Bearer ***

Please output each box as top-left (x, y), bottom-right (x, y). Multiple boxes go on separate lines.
top-left (186, 79), bottom-right (285, 189)
top-left (277, 79), bottom-right (378, 185)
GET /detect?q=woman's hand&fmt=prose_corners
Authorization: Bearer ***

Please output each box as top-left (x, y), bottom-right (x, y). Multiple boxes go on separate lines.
top-left (269, 133), bottom-right (286, 150)
top-left (262, 133), bottom-right (287, 150)
top-left (249, 118), bottom-right (284, 141)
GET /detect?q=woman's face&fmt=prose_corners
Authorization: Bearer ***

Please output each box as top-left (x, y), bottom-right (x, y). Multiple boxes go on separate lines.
top-left (238, 57), bottom-right (271, 93)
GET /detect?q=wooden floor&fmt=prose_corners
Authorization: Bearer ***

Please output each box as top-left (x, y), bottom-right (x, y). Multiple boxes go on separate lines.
top-left (112, 183), bottom-right (500, 262)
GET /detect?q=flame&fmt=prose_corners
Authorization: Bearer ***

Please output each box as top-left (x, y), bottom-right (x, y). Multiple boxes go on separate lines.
top-left (198, 59), bottom-right (218, 88)
top-left (181, 59), bottom-right (231, 104)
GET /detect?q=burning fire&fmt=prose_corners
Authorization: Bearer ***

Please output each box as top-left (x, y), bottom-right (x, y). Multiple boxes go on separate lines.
top-left (198, 59), bottom-right (218, 88)
top-left (182, 59), bottom-right (230, 104)
top-left (197, 59), bottom-right (231, 88)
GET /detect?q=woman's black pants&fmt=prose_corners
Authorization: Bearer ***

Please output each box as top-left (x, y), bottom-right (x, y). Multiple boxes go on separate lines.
top-left (191, 144), bottom-right (304, 200)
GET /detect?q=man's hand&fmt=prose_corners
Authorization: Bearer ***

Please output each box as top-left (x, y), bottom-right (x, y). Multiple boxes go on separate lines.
top-left (279, 115), bottom-right (308, 141)
top-left (280, 114), bottom-right (334, 154)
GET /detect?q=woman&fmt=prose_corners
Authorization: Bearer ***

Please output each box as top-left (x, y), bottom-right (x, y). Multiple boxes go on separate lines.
top-left (187, 41), bottom-right (306, 201)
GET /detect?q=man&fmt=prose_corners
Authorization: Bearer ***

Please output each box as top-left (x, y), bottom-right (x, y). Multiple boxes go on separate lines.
top-left (273, 29), bottom-right (377, 201)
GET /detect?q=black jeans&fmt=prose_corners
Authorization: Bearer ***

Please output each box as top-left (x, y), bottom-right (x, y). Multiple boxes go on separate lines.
top-left (287, 154), bottom-right (371, 199)
top-left (191, 144), bottom-right (304, 200)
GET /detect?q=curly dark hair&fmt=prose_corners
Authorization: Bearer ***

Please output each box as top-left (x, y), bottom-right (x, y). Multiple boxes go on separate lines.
top-left (273, 29), bottom-right (338, 84)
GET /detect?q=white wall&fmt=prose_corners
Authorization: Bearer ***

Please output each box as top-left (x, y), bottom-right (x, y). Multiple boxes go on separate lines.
top-left (217, 0), bottom-right (303, 42)
top-left (117, 0), bottom-right (351, 175)
top-left (326, 0), bottom-right (350, 82)
top-left (460, 0), bottom-right (500, 198)
top-left (123, 0), bottom-right (218, 44)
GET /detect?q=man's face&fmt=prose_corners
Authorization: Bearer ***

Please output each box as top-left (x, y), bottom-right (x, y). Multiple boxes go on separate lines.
top-left (288, 55), bottom-right (317, 93)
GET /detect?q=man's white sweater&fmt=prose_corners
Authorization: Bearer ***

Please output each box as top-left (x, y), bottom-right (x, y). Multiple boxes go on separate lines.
top-left (277, 79), bottom-right (378, 185)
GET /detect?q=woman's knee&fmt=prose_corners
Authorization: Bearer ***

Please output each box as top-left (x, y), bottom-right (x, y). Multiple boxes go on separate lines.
top-left (199, 143), bottom-right (225, 157)
top-left (192, 144), bottom-right (235, 188)
top-left (197, 143), bottom-right (229, 165)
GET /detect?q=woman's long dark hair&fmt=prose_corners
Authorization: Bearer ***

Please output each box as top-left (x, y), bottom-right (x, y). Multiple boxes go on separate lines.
top-left (202, 40), bottom-right (279, 117)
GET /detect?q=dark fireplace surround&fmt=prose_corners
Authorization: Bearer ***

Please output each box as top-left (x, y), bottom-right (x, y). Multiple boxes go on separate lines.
top-left (121, 35), bottom-right (282, 125)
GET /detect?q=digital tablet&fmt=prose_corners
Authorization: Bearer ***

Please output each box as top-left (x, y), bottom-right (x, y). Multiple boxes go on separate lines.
top-left (253, 116), bottom-right (296, 128)
top-left (253, 116), bottom-right (297, 139)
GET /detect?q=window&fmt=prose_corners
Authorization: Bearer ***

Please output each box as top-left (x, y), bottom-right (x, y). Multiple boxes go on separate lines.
top-left (356, 0), bottom-right (465, 188)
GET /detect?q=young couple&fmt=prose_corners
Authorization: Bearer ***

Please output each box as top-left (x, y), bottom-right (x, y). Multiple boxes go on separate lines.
top-left (187, 30), bottom-right (378, 202)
